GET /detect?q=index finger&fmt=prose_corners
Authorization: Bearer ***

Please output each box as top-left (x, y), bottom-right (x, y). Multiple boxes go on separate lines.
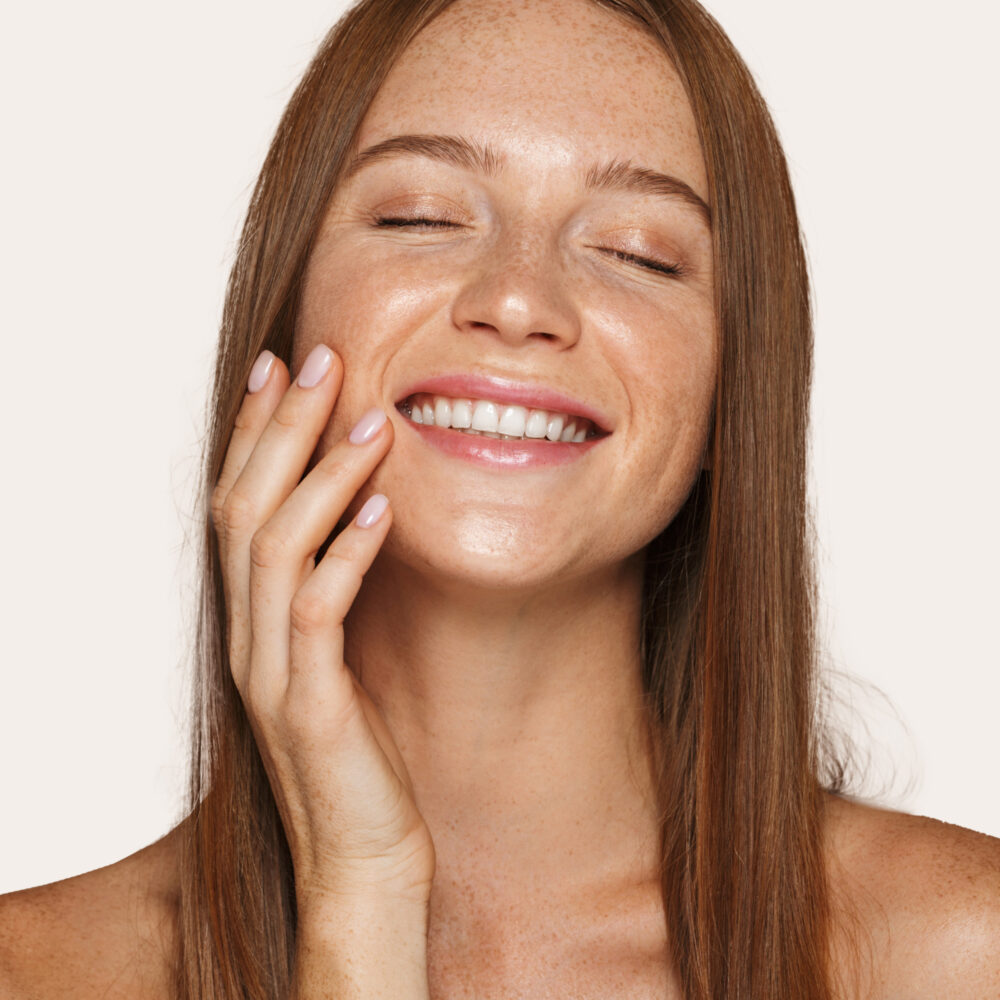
top-left (212, 351), bottom-right (294, 520)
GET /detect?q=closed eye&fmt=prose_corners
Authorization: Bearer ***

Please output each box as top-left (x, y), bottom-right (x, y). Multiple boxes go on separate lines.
top-left (374, 216), bottom-right (459, 228)
top-left (374, 219), bottom-right (682, 276)
top-left (603, 248), bottom-right (683, 277)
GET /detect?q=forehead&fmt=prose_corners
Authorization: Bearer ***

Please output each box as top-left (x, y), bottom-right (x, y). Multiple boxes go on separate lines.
top-left (355, 0), bottom-right (708, 200)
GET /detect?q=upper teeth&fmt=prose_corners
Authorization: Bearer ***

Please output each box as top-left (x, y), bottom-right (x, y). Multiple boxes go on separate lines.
top-left (401, 393), bottom-right (597, 443)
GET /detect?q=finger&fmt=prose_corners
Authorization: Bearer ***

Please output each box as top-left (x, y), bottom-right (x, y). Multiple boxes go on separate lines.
top-left (210, 350), bottom-right (290, 564)
top-left (286, 492), bottom-right (393, 703)
top-left (211, 351), bottom-right (290, 687)
top-left (222, 345), bottom-right (344, 569)
top-left (218, 345), bottom-right (343, 690)
top-left (248, 411), bottom-right (394, 700)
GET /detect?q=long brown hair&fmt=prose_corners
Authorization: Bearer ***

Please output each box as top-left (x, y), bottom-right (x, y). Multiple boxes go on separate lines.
top-left (178, 0), bottom-right (836, 997)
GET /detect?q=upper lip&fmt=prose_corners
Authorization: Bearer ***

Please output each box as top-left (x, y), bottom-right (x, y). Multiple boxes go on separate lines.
top-left (393, 372), bottom-right (614, 432)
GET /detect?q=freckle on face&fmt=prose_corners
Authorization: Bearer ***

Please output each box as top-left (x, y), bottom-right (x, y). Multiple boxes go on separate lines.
top-left (293, 0), bottom-right (716, 590)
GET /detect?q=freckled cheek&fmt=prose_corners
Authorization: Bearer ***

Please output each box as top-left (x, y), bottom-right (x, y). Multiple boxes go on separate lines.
top-left (295, 253), bottom-right (459, 450)
top-left (298, 252), bottom-right (449, 351)
top-left (657, 298), bottom-right (716, 413)
top-left (624, 317), bottom-right (716, 508)
top-left (622, 402), bottom-right (711, 543)
top-left (618, 296), bottom-right (717, 428)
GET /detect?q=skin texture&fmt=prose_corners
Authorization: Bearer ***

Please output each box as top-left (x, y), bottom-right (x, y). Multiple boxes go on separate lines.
top-left (1, 2), bottom-right (998, 998)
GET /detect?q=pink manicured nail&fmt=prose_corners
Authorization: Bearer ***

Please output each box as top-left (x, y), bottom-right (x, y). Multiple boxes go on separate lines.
top-left (349, 407), bottom-right (387, 445)
top-left (355, 493), bottom-right (388, 528)
top-left (296, 345), bottom-right (333, 388)
top-left (247, 350), bottom-right (275, 393)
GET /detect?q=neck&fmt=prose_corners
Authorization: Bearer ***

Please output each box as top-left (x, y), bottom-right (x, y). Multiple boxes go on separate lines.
top-left (343, 551), bottom-right (661, 900)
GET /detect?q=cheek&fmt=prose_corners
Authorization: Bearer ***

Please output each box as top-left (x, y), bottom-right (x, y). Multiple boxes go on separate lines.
top-left (294, 248), bottom-right (458, 442)
top-left (645, 318), bottom-right (716, 458)
top-left (296, 250), bottom-right (442, 364)
top-left (604, 297), bottom-right (716, 529)
top-left (589, 280), bottom-right (716, 418)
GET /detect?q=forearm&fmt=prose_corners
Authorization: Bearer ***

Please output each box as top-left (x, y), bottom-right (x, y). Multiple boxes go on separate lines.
top-left (290, 897), bottom-right (431, 1000)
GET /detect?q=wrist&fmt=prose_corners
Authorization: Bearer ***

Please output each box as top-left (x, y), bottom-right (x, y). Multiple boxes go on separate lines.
top-left (293, 897), bottom-right (430, 1000)
top-left (298, 891), bottom-right (429, 932)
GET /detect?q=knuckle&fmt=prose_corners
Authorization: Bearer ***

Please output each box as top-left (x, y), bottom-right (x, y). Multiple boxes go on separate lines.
top-left (209, 484), bottom-right (229, 531)
top-left (219, 489), bottom-right (259, 539)
top-left (270, 403), bottom-right (303, 433)
top-left (289, 586), bottom-right (339, 636)
top-left (312, 454), bottom-right (352, 485)
top-left (249, 524), bottom-right (293, 570)
top-left (324, 544), bottom-right (365, 587)
top-left (232, 405), bottom-right (259, 435)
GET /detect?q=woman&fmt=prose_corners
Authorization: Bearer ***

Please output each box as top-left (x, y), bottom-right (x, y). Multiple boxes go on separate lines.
top-left (2, 0), bottom-right (997, 997)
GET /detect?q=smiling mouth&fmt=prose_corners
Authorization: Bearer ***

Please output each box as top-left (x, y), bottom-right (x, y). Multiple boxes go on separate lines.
top-left (397, 392), bottom-right (609, 443)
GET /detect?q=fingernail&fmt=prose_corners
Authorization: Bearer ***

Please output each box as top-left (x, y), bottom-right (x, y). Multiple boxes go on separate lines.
top-left (356, 493), bottom-right (389, 528)
top-left (296, 345), bottom-right (333, 388)
top-left (247, 350), bottom-right (275, 393)
top-left (349, 407), bottom-right (387, 445)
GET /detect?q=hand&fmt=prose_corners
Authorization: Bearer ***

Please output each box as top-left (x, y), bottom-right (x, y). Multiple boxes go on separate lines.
top-left (211, 345), bottom-right (435, 914)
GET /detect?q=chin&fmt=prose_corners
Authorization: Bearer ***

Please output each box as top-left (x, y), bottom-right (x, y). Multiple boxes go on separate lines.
top-left (375, 506), bottom-right (594, 595)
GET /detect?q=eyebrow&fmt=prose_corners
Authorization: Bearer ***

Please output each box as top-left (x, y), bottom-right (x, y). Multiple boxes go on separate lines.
top-left (585, 159), bottom-right (711, 226)
top-left (343, 133), bottom-right (711, 225)
top-left (345, 133), bottom-right (502, 180)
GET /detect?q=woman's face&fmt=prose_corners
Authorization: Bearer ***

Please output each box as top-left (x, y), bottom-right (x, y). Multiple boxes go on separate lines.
top-left (294, 0), bottom-right (715, 591)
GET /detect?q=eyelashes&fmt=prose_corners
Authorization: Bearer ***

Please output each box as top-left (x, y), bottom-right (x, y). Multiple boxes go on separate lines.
top-left (372, 216), bottom-right (684, 277)
top-left (374, 215), bottom-right (457, 229)
top-left (602, 248), bottom-right (683, 277)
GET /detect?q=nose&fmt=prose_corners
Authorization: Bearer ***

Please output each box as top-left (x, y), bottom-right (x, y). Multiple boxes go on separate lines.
top-left (450, 233), bottom-right (582, 349)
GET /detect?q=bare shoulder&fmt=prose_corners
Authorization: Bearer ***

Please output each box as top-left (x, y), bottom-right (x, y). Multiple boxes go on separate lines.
top-left (0, 824), bottom-right (182, 1000)
top-left (825, 793), bottom-right (1000, 999)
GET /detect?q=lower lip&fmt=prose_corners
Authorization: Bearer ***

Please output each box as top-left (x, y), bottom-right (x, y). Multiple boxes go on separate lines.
top-left (400, 416), bottom-right (606, 468)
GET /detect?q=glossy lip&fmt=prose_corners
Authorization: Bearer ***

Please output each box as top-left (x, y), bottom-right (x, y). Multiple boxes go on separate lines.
top-left (393, 373), bottom-right (614, 432)
top-left (401, 418), bottom-right (606, 469)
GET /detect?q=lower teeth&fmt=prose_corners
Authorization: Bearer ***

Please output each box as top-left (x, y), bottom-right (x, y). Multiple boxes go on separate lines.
top-left (414, 420), bottom-right (550, 442)
top-left (458, 428), bottom-right (525, 441)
